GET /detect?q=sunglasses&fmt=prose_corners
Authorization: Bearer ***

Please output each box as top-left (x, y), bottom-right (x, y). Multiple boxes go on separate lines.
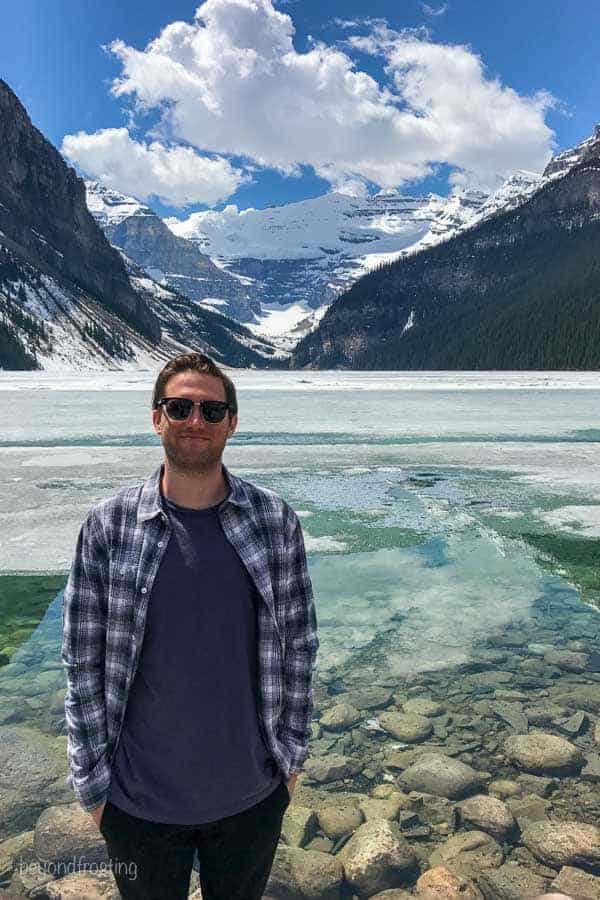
top-left (156, 397), bottom-right (233, 424)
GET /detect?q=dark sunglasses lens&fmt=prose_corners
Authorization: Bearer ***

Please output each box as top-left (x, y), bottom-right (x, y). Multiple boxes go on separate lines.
top-left (202, 401), bottom-right (228, 423)
top-left (165, 399), bottom-right (193, 420)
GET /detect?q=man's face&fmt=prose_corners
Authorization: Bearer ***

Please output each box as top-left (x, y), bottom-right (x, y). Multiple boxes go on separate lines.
top-left (152, 370), bottom-right (238, 475)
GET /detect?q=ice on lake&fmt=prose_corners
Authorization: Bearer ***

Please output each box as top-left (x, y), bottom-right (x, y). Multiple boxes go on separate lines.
top-left (1, 370), bottom-right (599, 676)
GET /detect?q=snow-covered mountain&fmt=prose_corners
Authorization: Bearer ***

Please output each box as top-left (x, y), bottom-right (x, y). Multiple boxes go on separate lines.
top-left (85, 181), bottom-right (259, 323)
top-left (84, 125), bottom-right (600, 354)
top-left (0, 79), bottom-right (282, 371)
top-left (87, 186), bottom-right (493, 347)
top-left (165, 188), bottom-right (491, 296)
top-left (292, 125), bottom-right (600, 370)
top-left (543, 124), bottom-right (600, 181)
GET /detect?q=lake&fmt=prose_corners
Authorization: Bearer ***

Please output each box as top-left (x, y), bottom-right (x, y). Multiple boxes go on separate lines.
top-left (0, 369), bottom-right (599, 890)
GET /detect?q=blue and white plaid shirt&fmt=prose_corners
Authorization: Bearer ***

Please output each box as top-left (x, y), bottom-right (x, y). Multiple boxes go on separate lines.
top-left (61, 463), bottom-right (319, 813)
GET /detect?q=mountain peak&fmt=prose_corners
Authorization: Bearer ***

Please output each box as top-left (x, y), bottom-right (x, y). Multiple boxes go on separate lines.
top-left (543, 124), bottom-right (600, 180)
top-left (85, 180), bottom-right (150, 227)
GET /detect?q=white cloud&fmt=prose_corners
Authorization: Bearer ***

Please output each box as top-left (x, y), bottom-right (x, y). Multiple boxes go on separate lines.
top-left (61, 128), bottom-right (249, 207)
top-left (422, 3), bottom-right (449, 16)
top-left (63, 0), bottom-right (556, 201)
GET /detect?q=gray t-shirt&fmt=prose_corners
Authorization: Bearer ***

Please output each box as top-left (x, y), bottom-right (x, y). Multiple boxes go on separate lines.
top-left (107, 490), bottom-right (282, 824)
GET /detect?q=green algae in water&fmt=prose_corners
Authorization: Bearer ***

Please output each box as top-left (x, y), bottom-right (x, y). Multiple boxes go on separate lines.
top-left (0, 574), bottom-right (66, 664)
top-left (520, 532), bottom-right (600, 609)
top-left (294, 506), bottom-right (427, 554)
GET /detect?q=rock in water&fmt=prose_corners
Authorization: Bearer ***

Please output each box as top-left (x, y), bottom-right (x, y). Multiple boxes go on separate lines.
top-left (415, 864), bottom-right (483, 899)
top-left (551, 865), bottom-right (600, 898)
top-left (303, 753), bottom-right (363, 783)
top-left (399, 753), bottom-right (483, 800)
top-left (504, 733), bottom-right (585, 775)
top-left (428, 831), bottom-right (504, 880)
top-left (522, 822), bottom-right (600, 872)
top-left (337, 819), bottom-right (417, 896)
top-left (379, 712), bottom-right (434, 743)
top-left (477, 863), bottom-right (549, 898)
top-left (544, 649), bottom-right (589, 672)
top-left (320, 702), bottom-right (362, 732)
top-left (459, 794), bottom-right (517, 841)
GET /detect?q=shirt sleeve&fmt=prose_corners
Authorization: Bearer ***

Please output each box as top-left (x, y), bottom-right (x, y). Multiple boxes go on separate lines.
top-left (61, 508), bottom-right (111, 813)
top-left (278, 509), bottom-right (319, 774)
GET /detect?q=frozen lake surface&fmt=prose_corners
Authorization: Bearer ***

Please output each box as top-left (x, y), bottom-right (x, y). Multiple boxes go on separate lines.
top-left (1, 370), bottom-right (599, 675)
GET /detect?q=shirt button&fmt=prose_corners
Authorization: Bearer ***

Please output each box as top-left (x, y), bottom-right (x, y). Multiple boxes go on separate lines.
top-left (141, 587), bottom-right (147, 595)
top-left (158, 541), bottom-right (164, 548)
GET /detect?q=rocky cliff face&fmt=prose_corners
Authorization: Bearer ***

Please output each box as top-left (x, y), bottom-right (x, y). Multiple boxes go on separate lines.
top-left (292, 126), bottom-right (600, 370)
top-left (543, 124), bottom-right (600, 180)
top-left (0, 81), bottom-right (284, 370)
top-left (0, 80), bottom-right (160, 343)
top-left (86, 182), bottom-right (259, 322)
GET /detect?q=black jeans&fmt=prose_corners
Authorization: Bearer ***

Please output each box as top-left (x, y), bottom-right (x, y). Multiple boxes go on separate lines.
top-left (99, 780), bottom-right (291, 900)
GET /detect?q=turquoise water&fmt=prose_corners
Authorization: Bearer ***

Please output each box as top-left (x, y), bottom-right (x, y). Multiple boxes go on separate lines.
top-left (1, 372), bottom-right (599, 671)
top-left (1, 371), bottom-right (600, 833)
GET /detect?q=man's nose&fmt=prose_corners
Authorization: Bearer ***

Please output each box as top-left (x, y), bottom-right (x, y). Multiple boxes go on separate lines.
top-left (188, 404), bottom-right (205, 425)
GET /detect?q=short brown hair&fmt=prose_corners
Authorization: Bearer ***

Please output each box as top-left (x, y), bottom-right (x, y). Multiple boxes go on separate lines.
top-left (152, 352), bottom-right (238, 415)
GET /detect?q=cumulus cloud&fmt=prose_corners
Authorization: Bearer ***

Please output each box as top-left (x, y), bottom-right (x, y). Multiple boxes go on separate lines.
top-left (61, 128), bottom-right (249, 207)
top-left (63, 0), bottom-right (556, 202)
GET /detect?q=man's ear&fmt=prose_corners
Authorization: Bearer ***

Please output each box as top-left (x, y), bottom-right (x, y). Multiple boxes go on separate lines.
top-left (152, 408), bottom-right (163, 434)
top-left (228, 413), bottom-right (238, 437)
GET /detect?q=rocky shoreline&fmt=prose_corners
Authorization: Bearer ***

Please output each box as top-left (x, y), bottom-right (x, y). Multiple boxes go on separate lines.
top-left (1, 592), bottom-right (600, 898)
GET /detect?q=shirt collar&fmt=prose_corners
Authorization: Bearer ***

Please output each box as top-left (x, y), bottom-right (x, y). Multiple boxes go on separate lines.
top-left (137, 461), bottom-right (251, 523)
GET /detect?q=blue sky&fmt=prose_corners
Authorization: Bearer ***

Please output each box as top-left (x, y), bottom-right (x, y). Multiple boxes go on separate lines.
top-left (3, 0), bottom-right (600, 219)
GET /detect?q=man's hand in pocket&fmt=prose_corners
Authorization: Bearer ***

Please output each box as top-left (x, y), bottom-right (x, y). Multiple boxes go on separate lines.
top-left (286, 773), bottom-right (299, 799)
top-left (89, 800), bottom-right (106, 829)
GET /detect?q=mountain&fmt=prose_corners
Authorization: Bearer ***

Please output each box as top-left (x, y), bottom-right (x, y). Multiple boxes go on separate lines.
top-left (0, 80), bottom-right (281, 370)
top-left (291, 126), bottom-right (600, 370)
top-left (165, 188), bottom-right (489, 309)
top-left (86, 184), bottom-right (494, 347)
top-left (543, 124), bottom-right (600, 180)
top-left (86, 182), bottom-right (259, 322)
top-left (85, 163), bottom-right (551, 354)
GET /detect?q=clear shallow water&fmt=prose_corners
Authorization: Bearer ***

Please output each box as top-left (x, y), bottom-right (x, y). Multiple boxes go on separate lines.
top-left (1, 371), bottom-right (600, 831)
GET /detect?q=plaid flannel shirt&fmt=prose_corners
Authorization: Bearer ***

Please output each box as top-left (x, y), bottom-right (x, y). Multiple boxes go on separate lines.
top-left (61, 462), bottom-right (319, 813)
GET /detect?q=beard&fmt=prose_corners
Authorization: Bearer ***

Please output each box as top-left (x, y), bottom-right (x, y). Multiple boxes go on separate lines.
top-left (161, 430), bottom-right (226, 476)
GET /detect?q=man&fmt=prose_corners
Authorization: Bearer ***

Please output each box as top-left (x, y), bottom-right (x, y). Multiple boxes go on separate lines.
top-left (61, 351), bottom-right (319, 900)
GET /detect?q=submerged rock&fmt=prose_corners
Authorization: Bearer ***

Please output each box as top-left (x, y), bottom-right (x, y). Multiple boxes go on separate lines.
top-left (399, 753), bottom-right (483, 800)
top-left (428, 830), bottom-right (504, 879)
top-left (379, 712), bottom-right (434, 743)
top-left (29, 870), bottom-right (121, 898)
top-left (320, 703), bottom-right (362, 732)
top-left (551, 865), bottom-right (600, 898)
top-left (350, 687), bottom-right (394, 710)
top-left (303, 754), bottom-right (363, 784)
top-left (359, 796), bottom-right (412, 822)
top-left (415, 864), bottom-right (483, 898)
top-left (544, 649), bottom-right (589, 672)
top-left (402, 699), bottom-right (446, 718)
top-left (267, 845), bottom-right (345, 900)
top-left (317, 805), bottom-right (364, 841)
top-left (33, 802), bottom-right (110, 871)
top-left (504, 733), bottom-right (585, 775)
top-left (337, 818), bottom-right (417, 896)
top-left (280, 805), bottom-right (319, 848)
top-left (459, 794), bottom-right (517, 842)
top-left (522, 821), bottom-right (600, 873)
top-left (477, 862), bottom-right (549, 898)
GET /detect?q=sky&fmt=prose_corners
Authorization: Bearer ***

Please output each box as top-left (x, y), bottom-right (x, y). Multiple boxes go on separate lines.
top-left (3, 0), bottom-right (600, 220)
